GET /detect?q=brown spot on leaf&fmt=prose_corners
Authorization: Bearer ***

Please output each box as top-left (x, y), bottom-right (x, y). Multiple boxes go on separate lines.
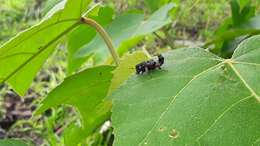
top-left (169, 129), bottom-right (179, 139)
top-left (159, 127), bottom-right (166, 132)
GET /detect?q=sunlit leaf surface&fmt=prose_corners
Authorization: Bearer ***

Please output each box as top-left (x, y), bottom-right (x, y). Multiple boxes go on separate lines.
top-left (0, 0), bottom-right (91, 95)
top-left (111, 35), bottom-right (260, 146)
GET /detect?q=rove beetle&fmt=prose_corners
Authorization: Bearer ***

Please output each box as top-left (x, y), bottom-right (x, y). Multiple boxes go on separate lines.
top-left (135, 54), bottom-right (164, 74)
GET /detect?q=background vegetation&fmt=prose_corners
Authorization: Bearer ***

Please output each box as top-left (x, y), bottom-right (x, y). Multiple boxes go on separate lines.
top-left (0, 0), bottom-right (259, 146)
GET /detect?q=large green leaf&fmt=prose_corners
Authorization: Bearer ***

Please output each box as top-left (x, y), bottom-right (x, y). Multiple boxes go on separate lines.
top-left (0, 139), bottom-right (28, 146)
top-left (111, 35), bottom-right (260, 146)
top-left (75, 3), bottom-right (175, 64)
top-left (0, 0), bottom-right (91, 95)
top-left (35, 66), bottom-right (114, 145)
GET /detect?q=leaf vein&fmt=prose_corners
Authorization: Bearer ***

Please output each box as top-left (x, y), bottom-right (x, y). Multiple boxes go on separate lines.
top-left (195, 95), bottom-right (253, 142)
top-left (252, 137), bottom-right (260, 146)
top-left (228, 61), bottom-right (260, 102)
top-left (0, 18), bottom-right (78, 56)
top-left (233, 47), bottom-right (260, 60)
top-left (1, 22), bottom-right (80, 83)
top-left (0, 52), bottom-right (35, 60)
top-left (233, 61), bottom-right (260, 67)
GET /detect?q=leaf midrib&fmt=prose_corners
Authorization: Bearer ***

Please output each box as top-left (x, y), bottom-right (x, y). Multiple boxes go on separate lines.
top-left (195, 95), bottom-right (253, 143)
top-left (228, 61), bottom-right (260, 102)
top-left (1, 22), bottom-right (80, 83)
top-left (0, 18), bottom-right (78, 56)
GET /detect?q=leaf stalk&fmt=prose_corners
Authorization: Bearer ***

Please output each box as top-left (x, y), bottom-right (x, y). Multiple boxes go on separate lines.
top-left (81, 17), bottom-right (120, 65)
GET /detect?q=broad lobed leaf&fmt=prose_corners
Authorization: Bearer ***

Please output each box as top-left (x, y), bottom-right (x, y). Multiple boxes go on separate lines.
top-left (111, 35), bottom-right (260, 146)
top-left (36, 51), bottom-right (149, 145)
top-left (35, 66), bottom-right (114, 123)
top-left (75, 3), bottom-right (175, 64)
top-left (0, 0), bottom-right (91, 95)
top-left (35, 66), bottom-right (115, 146)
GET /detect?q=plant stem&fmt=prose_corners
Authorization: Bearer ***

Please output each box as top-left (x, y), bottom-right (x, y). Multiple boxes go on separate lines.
top-left (81, 17), bottom-right (120, 65)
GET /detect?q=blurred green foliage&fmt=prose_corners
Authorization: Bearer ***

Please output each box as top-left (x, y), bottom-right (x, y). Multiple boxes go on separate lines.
top-left (0, 0), bottom-right (259, 146)
top-left (0, 0), bottom-right (45, 44)
top-left (206, 0), bottom-right (260, 58)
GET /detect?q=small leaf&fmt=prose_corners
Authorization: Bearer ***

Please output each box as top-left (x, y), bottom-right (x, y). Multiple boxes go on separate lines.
top-left (35, 66), bottom-right (115, 145)
top-left (111, 35), bottom-right (260, 146)
top-left (117, 36), bottom-right (144, 56)
top-left (35, 66), bottom-right (114, 118)
top-left (134, 3), bottom-right (175, 36)
top-left (231, 0), bottom-right (241, 26)
top-left (108, 51), bottom-right (149, 95)
top-left (237, 0), bottom-right (251, 8)
top-left (0, 139), bottom-right (28, 146)
top-left (144, 0), bottom-right (176, 12)
top-left (75, 3), bottom-right (175, 64)
top-left (0, 0), bottom-right (91, 95)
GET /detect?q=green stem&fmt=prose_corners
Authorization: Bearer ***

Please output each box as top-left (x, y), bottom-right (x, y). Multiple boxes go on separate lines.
top-left (81, 17), bottom-right (120, 65)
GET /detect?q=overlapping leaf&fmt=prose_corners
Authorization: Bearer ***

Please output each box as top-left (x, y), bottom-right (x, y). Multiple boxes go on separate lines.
top-left (0, 0), bottom-right (91, 95)
top-left (35, 66), bottom-right (114, 146)
top-left (75, 3), bottom-right (175, 64)
top-left (111, 35), bottom-right (260, 146)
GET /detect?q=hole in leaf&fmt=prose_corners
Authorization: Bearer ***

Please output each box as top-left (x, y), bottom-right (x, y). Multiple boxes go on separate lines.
top-left (169, 129), bottom-right (179, 139)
